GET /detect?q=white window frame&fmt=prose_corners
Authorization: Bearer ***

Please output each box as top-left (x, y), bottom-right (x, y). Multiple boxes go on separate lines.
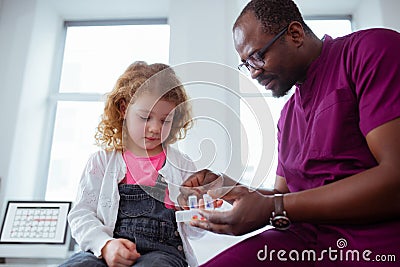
top-left (43, 19), bottom-right (169, 200)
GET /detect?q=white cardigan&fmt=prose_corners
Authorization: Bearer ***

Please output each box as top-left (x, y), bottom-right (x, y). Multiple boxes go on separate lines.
top-left (68, 146), bottom-right (203, 267)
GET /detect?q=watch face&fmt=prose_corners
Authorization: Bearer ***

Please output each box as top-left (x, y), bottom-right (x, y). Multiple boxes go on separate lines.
top-left (271, 215), bottom-right (291, 230)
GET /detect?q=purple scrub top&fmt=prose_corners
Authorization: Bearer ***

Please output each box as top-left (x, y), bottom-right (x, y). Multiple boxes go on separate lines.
top-left (277, 29), bottom-right (400, 263)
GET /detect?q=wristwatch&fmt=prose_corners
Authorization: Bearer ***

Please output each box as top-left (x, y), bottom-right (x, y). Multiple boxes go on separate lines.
top-left (270, 194), bottom-right (291, 230)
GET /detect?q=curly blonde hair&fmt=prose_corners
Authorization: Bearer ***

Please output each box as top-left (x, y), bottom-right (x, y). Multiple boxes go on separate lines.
top-left (95, 61), bottom-right (192, 151)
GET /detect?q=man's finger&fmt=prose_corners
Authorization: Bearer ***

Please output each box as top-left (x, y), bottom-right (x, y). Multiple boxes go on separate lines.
top-left (176, 195), bottom-right (187, 210)
top-left (190, 219), bottom-right (232, 235)
top-left (203, 171), bottom-right (223, 186)
top-left (181, 169), bottom-right (209, 187)
top-left (198, 209), bottom-right (233, 225)
top-left (208, 185), bottom-right (246, 200)
top-left (180, 185), bottom-right (203, 196)
top-left (207, 186), bottom-right (232, 199)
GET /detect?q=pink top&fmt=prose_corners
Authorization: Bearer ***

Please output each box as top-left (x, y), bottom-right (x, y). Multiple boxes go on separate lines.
top-left (122, 150), bottom-right (174, 208)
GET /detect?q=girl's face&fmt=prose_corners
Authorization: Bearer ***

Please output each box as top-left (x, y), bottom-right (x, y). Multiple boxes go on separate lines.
top-left (123, 93), bottom-right (176, 156)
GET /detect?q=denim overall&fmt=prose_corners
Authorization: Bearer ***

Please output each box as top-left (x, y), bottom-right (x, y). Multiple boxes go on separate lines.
top-left (113, 174), bottom-right (187, 266)
top-left (59, 174), bottom-right (187, 267)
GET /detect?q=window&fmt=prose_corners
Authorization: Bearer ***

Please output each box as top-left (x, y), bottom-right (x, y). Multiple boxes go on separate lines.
top-left (45, 21), bottom-right (170, 201)
top-left (240, 18), bottom-right (353, 188)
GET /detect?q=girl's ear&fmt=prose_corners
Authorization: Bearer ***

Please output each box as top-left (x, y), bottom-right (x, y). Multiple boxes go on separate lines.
top-left (119, 99), bottom-right (127, 118)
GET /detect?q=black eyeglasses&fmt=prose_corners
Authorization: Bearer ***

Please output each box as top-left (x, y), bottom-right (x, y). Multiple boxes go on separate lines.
top-left (238, 26), bottom-right (288, 74)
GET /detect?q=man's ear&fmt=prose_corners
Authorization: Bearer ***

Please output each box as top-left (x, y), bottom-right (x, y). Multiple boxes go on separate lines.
top-left (287, 21), bottom-right (305, 47)
top-left (119, 99), bottom-right (127, 118)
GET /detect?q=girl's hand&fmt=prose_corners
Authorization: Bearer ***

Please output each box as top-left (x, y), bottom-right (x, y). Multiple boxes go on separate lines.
top-left (102, 238), bottom-right (141, 267)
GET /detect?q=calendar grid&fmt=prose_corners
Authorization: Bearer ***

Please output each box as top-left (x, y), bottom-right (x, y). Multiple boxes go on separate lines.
top-left (10, 207), bottom-right (60, 240)
top-left (0, 201), bottom-right (71, 244)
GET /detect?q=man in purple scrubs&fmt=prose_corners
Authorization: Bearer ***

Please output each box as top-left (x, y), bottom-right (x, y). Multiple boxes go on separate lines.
top-left (178, 0), bottom-right (400, 266)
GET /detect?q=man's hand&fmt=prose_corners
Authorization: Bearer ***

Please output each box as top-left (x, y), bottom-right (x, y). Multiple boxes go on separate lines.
top-left (178, 169), bottom-right (224, 210)
top-left (102, 238), bottom-right (141, 267)
top-left (190, 185), bottom-right (273, 236)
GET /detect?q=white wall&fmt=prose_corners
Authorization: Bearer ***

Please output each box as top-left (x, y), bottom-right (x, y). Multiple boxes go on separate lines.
top-left (380, 0), bottom-right (400, 31)
top-left (169, 0), bottom-right (243, 178)
top-left (353, 0), bottom-right (400, 31)
top-left (0, 0), bottom-right (62, 213)
top-left (353, 0), bottom-right (384, 30)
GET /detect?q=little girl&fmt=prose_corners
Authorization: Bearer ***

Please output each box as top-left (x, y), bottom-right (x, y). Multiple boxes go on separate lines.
top-left (60, 61), bottom-right (202, 267)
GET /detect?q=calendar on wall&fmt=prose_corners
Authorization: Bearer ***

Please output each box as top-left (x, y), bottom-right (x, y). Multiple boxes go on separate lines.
top-left (0, 201), bottom-right (71, 244)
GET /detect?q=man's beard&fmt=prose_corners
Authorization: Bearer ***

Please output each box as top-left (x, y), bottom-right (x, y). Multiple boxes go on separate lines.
top-left (271, 84), bottom-right (293, 98)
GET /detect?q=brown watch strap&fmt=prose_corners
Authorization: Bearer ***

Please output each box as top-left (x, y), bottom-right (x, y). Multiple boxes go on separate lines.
top-left (274, 194), bottom-right (284, 215)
